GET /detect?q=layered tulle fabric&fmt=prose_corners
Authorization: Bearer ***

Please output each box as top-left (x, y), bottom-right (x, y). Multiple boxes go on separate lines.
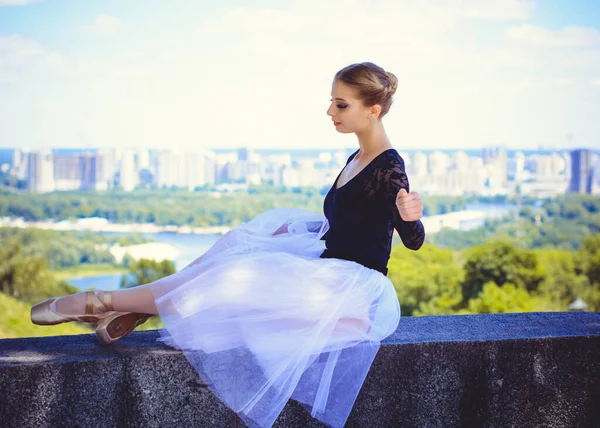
top-left (150, 208), bottom-right (401, 428)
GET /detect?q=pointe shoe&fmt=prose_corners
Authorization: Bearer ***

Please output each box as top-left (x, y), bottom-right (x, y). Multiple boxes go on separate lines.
top-left (95, 311), bottom-right (155, 345)
top-left (31, 290), bottom-right (115, 326)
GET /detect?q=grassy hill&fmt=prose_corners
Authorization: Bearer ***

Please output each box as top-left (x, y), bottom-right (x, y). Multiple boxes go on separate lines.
top-left (0, 291), bottom-right (164, 340)
top-left (0, 292), bottom-right (95, 339)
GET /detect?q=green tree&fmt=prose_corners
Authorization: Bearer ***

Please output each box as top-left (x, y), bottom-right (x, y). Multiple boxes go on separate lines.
top-left (388, 244), bottom-right (463, 316)
top-left (578, 234), bottom-right (600, 278)
top-left (120, 258), bottom-right (176, 289)
top-left (534, 249), bottom-right (589, 310)
top-left (460, 240), bottom-right (544, 302)
top-left (118, 258), bottom-right (175, 331)
top-left (0, 241), bottom-right (78, 303)
top-left (581, 284), bottom-right (600, 312)
top-left (459, 281), bottom-right (552, 314)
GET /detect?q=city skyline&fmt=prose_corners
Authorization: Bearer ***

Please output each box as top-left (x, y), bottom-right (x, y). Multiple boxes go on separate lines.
top-left (1, 1), bottom-right (600, 150)
top-left (10, 145), bottom-right (598, 199)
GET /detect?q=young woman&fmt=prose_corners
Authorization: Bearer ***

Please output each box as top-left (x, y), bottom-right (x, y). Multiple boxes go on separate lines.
top-left (31, 61), bottom-right (425, 428)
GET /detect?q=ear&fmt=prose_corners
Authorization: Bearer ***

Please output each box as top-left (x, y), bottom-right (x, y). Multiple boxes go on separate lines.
top-left (370, 104), bottom-right (382, 119)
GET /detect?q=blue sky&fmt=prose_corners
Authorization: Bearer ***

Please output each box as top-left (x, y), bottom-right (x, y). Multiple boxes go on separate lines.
top-left (1, 0), bottom-right (599, 151)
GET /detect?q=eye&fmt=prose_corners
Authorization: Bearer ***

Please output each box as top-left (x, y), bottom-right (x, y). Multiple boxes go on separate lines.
top-left (329, 98), bottom-right (348, 109)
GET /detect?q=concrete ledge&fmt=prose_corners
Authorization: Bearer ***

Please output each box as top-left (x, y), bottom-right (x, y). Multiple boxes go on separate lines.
top-left (1, 312), bottom-right (599, 427)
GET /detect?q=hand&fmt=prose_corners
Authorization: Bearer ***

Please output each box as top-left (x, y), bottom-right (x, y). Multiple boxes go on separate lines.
top-left (396, 188), bottom-right (423, 222)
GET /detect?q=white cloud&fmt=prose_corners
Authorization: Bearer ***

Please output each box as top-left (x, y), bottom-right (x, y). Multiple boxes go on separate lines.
top-left (78, 14), bottom-right (121, 35)
top-left (203, 7), bottom-right (303, 33)
top-left (0, 0), bottom-right (36, 5)
top-left (555, 78), bottom-right (574, 86)
top-left (1, 1), bottom-right (600, 150)
top-left (592, 79), bottom-right (600, 87)
top-left (507, 24), bottom-right (600, 47)
top-left (0, 34), bottom-right (43, 57)
top-left (461, 0), bottom-right (534, 20)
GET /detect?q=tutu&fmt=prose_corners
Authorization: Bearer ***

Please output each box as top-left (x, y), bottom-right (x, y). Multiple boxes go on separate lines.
top-left (150, 207), bottom-right (401, 428)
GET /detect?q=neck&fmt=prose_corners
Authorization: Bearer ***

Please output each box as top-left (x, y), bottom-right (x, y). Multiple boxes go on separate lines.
top-left (355, 120), bottom-right (392, 157)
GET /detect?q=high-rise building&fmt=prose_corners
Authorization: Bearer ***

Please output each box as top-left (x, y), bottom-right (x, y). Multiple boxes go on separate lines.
top-left (120, 149), bottom-right (137, 191)
top-left (81, 152), bottom-right (106, 191)
top-left (568, 149), bottom-right (594, 194)
top-left (480, 146), bottom-right (507, 187)
top-left (411, 152), bottom-right (428, 176)
top-left (428, 151), bottom-right (450, 176)
top-left (561, 152), bottom-right (572, 181)
top-left (203, 151), bottom-right (216, 186)
top-left (534, 155), bottom-right (553, 178)
top-left (53, 153), bottom-right (81, 191)
top-left (550, 152), bottom-right (565, 177)
top-left (451, 151), bottom-right (469, 170)
top-left (397, 151), bottom-right (411, 171)
top-left (136, 149), bottom-right (150, 171)
top-left (237, 148), bottom-right (255, 162)
top-left (183, 151), bottom-right (215, 190)
top-left (27, 150), bottom-right (54, 193)
top-left (98, 149), bottom-right (117, 189)
top-left (53, 152), bottom-right (107, 191)
top-left (514, 151), bottom-right (525, 175)
top-left (13, 148), bottom-right (29, 180)
top-left (333, 150), bottom-right (347, 168)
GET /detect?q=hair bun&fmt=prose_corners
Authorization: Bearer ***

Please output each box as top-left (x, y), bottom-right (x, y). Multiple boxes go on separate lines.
top-left (386, 71), bottom-right (398, 96)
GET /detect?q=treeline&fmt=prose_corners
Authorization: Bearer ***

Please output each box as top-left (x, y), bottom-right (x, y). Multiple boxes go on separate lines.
top-left (429, 193), bottom-right (600, 251)
top-left (1, 186), bottom-right (471, 227)
top-left (1, 231), bottom-right (599, 339)
top-left (389, 235), bottom-right (600, 316)
top-left (0, 227), bottom-right (151, 269)
top-left (0, 252), bottom-right (171, 338)
top-left (0, 241), bottom-right (80, 304)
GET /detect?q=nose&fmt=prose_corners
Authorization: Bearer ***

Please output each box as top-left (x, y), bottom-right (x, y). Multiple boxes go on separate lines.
top-left (326, 104), bottom-right (334, 117)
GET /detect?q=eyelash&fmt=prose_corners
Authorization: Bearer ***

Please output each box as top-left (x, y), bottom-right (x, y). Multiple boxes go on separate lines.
top-left (330, 99), bottom-right (348, 109)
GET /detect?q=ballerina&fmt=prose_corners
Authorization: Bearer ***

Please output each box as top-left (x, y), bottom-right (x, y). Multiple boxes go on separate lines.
top-left (31, 61), bottom-right (425, 428)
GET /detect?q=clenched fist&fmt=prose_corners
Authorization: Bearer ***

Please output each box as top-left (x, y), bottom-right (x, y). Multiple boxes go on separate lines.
top-left (396, 188), bottom-right (423, 222)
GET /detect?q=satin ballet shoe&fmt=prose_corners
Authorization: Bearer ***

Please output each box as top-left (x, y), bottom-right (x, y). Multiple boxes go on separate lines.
top-left (31, 290), bottom-right (115, 326)
top-left (95, 311), bottom-right (155, 345)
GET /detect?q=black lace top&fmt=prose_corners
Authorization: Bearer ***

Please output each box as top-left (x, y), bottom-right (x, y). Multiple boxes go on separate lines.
top-left (319, 148), bottom-right (425, 276)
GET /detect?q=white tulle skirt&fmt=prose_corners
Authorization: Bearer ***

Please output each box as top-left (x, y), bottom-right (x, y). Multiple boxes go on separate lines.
top-left (150, 208), bottom-right (401, 428)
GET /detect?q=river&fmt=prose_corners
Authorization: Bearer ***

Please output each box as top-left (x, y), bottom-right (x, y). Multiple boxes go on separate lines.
top-left (67, 202), bottom-right (517, 291)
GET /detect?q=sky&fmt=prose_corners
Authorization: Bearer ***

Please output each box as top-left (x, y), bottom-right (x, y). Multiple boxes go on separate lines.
top-left (0, 0), bottom-right (599, 151)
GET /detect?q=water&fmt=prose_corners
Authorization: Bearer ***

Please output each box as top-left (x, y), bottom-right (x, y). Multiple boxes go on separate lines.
top-left (464, 202), bottom-right (517, 217)
top-left (70, 274), bottom-right (126, 291)
top-left (68, 232), bottom-right (221, 291)
top-left (68, 202), bottom-right (518, 290)
top-left (461, 202), bottom-right (518, 230)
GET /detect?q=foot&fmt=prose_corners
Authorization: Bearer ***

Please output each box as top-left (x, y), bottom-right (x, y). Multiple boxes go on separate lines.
top-left (54, 290), bottom-right (110, 316)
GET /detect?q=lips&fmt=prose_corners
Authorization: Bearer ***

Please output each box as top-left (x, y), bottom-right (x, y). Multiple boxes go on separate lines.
top-left (333, 121), bottom-right (341, 126)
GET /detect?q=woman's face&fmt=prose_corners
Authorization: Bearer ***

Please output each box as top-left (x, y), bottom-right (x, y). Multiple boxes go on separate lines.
top-left (326, 79), bottom-right (374, 134)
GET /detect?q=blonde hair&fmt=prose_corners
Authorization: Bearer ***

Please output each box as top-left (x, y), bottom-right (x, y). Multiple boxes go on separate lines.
top-left (334, 62), bottom-right (398, 118)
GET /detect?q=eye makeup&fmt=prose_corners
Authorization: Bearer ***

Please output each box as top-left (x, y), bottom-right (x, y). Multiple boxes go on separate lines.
top-left (330, 98), bottom-right (348, 109)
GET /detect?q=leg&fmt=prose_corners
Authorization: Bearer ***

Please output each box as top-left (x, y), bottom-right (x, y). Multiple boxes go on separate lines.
top-left (55, 263), bottom-right (207, 316)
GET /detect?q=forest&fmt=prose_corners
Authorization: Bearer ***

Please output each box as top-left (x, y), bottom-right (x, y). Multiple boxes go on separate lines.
top-left (0, 191), bottom-right (598, 338)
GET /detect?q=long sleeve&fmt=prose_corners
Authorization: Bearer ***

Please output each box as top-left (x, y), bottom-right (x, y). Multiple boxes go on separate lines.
top-left (393, 212), bottom-right (425, 250)
top-left (374, 155), bottom-right (425, 251)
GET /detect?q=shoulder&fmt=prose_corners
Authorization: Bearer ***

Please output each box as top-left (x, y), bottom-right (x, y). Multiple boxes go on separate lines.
top-left (374, 149), bottom-right (406, 172)
top-left (370, 149), bottom-right (410, 194)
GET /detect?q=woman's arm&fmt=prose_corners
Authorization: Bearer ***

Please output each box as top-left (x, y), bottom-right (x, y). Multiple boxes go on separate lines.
top-left (376, 155), bottom-right (426, 250)
top-left (393, 214), bottom-right (425, 250)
